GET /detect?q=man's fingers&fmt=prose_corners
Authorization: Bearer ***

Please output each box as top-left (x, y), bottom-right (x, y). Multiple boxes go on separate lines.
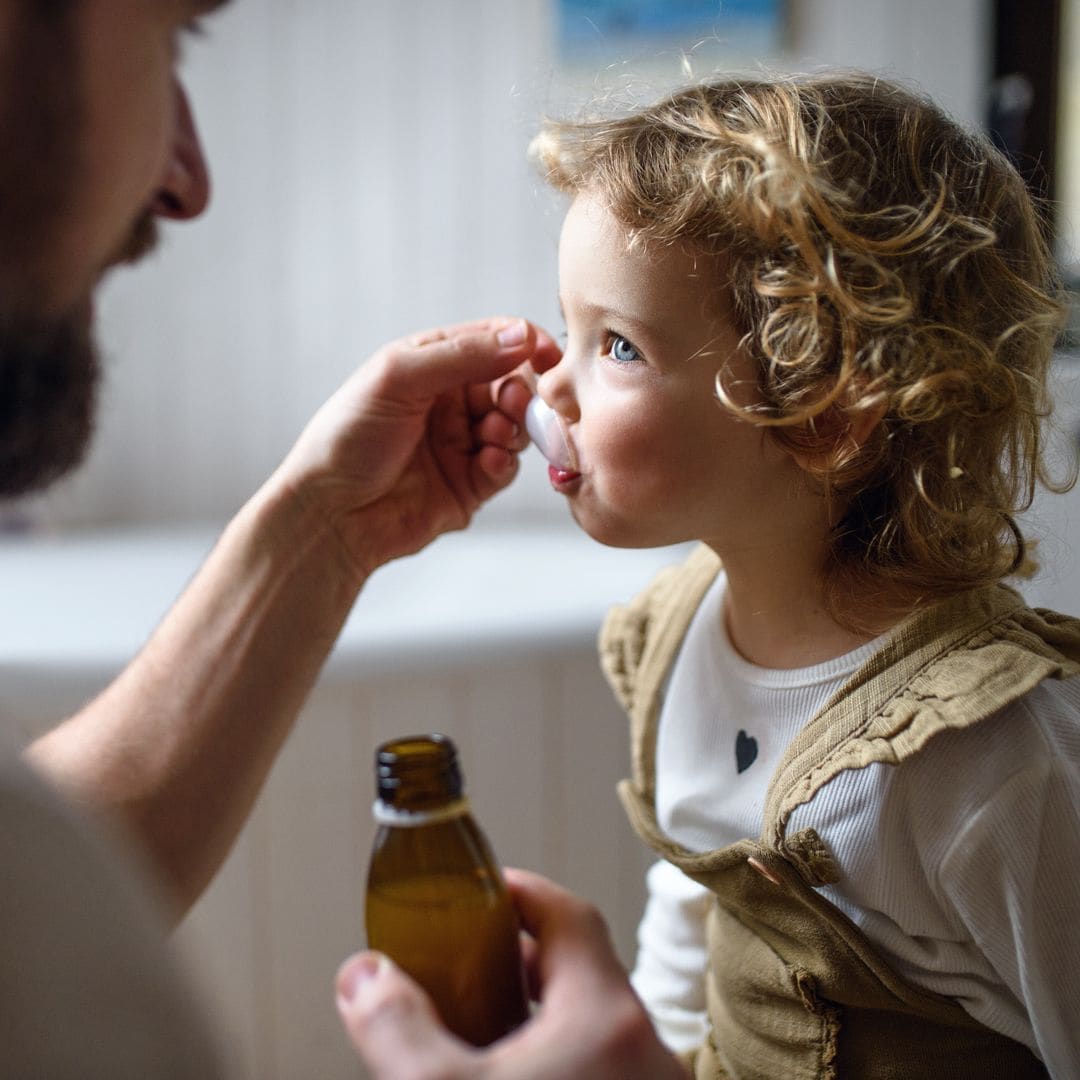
top-left (471, 445), bottom-right (519, 503)
top-left (504, 868), bottom-right (621, 986)
top-left (405, 316), bottom-right (526, 348)
top-left (530, 326), bottom-right (564, 374)
top-left (382, 318), bottom-right (544, 402)
top-left (473, 408), bottom-right (528, 452)
top-left (498, 871), bottom-right (688, 1080)
top-left (505, 867), bottom-right (613, 944)
top-left (336, 953), bottom-right (478, 1079)
top-left (496, 375), bottom-right (534, 430)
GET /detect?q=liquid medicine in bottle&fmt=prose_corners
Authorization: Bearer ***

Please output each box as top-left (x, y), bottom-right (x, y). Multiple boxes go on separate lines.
top-left (364, 733), bottom-right (530, 1046)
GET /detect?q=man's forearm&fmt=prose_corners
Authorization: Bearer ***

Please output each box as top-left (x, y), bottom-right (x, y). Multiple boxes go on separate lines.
top-left (26, 477), bottom-right (365, 917)
top-left (23, 317), bottom-right (546, 919)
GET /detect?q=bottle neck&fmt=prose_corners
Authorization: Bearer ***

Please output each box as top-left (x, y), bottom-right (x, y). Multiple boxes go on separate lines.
top-left (373, 733), bottom-right (464, 812)
top-left (372, 795), bottom-right (472, 828)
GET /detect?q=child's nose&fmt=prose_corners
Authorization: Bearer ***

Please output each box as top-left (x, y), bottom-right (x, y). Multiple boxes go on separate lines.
top-left (537, 358), bottom-right (579, 422)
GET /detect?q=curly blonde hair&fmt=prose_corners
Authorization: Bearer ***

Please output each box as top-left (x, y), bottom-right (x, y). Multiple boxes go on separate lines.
top-left (532, 72), bottom-right (1071, 627)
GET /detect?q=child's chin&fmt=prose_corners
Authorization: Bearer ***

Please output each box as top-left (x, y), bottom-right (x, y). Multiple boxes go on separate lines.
top-left (571, 510), bottom-right (655, 551)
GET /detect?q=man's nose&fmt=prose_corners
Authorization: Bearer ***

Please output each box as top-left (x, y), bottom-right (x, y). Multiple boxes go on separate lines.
top-left (153, 79), bottom-right (211, 221)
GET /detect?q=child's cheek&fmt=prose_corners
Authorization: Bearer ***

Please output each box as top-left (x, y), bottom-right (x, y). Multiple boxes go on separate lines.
top-left (600, 412), bottom-right (661, 473)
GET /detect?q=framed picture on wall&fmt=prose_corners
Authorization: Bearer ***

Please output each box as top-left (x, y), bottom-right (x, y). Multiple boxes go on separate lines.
top-left (555, 0), bottom-right (786, 66)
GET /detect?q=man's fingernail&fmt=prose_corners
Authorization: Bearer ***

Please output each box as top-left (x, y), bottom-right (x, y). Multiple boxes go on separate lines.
top-left (497, 320), bottom-right (527, 348)
top-left (338, 953), bottom-right (384, 1004)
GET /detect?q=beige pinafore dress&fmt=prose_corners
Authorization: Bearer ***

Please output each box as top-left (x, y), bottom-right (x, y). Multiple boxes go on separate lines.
top-left (600, 545), bottom-right (1080, 1079)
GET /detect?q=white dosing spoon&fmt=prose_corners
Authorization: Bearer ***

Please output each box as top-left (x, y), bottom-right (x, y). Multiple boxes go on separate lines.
top-left (525, 395), bottom-right (577, 472)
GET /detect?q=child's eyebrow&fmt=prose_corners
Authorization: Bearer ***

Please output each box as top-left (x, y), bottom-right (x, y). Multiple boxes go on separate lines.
top-left (563, 295), bottom-right (658, 341)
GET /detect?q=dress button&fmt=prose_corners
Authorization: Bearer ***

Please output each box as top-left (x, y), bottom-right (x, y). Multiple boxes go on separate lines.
top-left (747, 855), bottom-right (783, 886)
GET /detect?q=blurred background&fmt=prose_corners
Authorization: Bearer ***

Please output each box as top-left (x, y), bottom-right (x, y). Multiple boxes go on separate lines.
top-left (2, 2), bottom-right (1079, 1077)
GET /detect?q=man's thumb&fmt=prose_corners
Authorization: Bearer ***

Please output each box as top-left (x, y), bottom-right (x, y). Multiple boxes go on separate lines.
top-left (335, 952), bottom-right (475, 1077)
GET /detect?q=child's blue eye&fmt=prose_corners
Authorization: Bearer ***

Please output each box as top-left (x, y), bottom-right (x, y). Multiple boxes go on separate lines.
top-left (607, 335), bottom-right (642, 363)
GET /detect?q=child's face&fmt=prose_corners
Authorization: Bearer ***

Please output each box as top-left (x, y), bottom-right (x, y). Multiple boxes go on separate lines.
top-left (537, 192), bottom-right (802, 551)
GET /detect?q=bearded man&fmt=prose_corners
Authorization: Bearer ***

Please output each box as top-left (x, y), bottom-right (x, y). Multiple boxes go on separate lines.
top-left (0, 4), bottom-right (687, 1078)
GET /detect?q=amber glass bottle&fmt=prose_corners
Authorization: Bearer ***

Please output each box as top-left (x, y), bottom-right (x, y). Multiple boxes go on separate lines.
top-left (364, 733), bottom-right (530, 1047)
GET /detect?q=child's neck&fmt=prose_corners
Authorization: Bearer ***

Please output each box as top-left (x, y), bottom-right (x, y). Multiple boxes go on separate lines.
top-left (716, 542), bottom-right (896, 670)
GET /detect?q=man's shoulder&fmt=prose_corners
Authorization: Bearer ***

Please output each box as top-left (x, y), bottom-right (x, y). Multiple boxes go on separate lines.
top-left (0, 754), bottom-right (225, 1078)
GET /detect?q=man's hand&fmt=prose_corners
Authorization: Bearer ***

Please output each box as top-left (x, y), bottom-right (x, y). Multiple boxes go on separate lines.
top-left (335, 869), bottom-right (689, 1080)
top-left (27, 317), bottom-right (558, 914)
top-left (275, 317), bottom-right (559, 580)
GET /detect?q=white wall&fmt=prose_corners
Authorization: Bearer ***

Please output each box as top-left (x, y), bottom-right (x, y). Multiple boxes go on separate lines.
top-left (787, 0), bottom-right (991, 125)
top-left (22, 0), bottom-right (994, 532)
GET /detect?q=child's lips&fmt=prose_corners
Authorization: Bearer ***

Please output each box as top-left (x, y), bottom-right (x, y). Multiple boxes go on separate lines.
top-left (548, 464), bottom-right (582, 488)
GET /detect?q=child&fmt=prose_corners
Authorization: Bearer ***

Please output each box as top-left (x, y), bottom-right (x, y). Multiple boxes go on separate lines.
top-left (526, 73), bottom-right (1080, 1078)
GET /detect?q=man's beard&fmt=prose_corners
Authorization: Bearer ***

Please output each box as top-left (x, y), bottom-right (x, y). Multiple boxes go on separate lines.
top-left (0, 211), bottom-right (159, 500)
top-left (0, 4), bottom-right (159, 500)
top-left (0, 312), bottom-right (99, 498)
top-left (0, 0), bottom-right (163, 496)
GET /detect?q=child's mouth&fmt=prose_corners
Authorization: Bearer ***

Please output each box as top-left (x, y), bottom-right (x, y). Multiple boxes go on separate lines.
top-left (548, 464), bottom-right (582, 488)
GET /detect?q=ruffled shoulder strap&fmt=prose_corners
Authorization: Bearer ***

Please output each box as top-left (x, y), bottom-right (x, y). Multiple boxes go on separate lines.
top-left (764, 583), bottom-right (1080, 847)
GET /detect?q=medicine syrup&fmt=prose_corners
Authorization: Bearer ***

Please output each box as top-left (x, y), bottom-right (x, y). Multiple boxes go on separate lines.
top-left (364, 733), bottom-right (530, 1046)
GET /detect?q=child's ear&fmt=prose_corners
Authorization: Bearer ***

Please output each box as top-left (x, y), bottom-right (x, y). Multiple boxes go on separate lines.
top-left (846, 393), bottom-right (889, 450)
top-left (787, 390), bottom-right (888, 476)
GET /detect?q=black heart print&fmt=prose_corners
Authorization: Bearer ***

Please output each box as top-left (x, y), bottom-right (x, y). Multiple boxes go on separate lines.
top-left (735, 729), bottom-right (758, 773)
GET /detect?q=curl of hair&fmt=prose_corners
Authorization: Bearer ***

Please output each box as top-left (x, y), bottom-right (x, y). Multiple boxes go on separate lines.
top-left (531, 72), bottom-right (1071, 630)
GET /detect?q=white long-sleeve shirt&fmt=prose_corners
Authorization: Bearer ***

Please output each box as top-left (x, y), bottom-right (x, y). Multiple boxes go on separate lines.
top-left (630, 571), bottom-right (1080, 1078)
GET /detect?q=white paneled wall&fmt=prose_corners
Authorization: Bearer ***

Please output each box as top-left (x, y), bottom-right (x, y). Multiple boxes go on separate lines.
top-left (787, 0), bottom-right (990, 124)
